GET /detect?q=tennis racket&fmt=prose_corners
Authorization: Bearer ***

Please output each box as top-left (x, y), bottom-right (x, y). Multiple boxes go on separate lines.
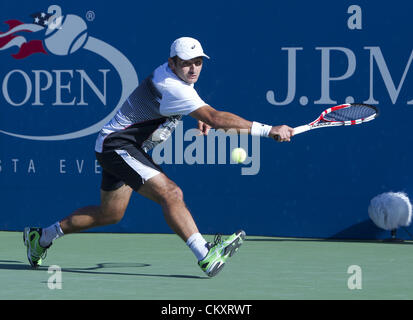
top-left (292, 103), bottom-right (379, 136)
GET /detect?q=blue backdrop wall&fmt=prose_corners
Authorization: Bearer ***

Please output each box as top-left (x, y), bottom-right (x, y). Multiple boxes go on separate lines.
top-left (1, 0), bottom-right (412, 239)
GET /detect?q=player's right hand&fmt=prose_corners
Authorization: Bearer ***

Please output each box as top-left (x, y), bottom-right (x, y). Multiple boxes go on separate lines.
top-left (270, 125), bottom-right (294, 142)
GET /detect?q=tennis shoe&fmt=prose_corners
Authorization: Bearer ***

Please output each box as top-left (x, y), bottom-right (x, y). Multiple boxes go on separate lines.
top-left (23, 227), bottom-right (51, 268)
top-left (198, 230), bottom-right (246, 277)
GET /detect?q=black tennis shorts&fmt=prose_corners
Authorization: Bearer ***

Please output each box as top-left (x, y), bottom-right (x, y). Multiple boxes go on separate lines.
top-left (95, 145), bottom-right (163, 192)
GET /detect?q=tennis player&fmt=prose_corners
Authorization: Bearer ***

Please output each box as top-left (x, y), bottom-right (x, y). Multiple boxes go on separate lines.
top-left (24, 37), bottom-right (294, 277)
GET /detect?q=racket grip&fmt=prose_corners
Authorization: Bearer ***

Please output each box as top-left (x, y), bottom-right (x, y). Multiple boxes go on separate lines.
top-left (292, 125), bottom-right (310, 135)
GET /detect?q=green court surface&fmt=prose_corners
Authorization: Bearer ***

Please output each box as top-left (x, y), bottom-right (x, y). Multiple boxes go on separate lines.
top-left (1, 231), bottom-right (413, 300)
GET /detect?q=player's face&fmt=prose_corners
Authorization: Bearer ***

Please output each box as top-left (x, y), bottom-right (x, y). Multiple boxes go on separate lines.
top-left (169, 56), bottom-right (203, 84)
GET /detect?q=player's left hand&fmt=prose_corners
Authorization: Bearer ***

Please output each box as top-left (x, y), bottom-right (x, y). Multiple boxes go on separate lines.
top-left (197, 120), bottom-right (211, 135)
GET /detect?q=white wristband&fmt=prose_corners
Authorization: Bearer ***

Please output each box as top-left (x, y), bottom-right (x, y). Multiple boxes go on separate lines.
top-left (251, 122), bottom-right (272, 137)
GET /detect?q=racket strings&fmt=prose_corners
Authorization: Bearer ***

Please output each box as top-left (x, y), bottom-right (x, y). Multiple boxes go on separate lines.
top-left (323, 104), bottom-right (377, 122)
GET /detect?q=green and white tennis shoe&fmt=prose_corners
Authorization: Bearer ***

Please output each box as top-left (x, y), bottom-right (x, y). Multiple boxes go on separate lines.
top-left (23, 227), bottom-right (51, 268)
top-left (198, 230), bottom-right (246, 277)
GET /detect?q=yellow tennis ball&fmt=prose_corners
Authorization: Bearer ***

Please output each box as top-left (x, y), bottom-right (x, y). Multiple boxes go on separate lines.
top-left (231, 148), bottom-right (247, 163)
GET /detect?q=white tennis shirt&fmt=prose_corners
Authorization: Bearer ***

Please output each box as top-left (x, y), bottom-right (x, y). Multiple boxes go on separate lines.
top-left (95, 62), bottom-right (207, 153)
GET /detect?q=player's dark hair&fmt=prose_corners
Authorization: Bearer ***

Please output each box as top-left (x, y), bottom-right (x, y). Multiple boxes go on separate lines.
top-left (170, 56), bottom-right (179, 65)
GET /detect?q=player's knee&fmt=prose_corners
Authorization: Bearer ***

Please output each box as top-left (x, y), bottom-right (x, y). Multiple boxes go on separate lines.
top-left (163, 184), bottom-right (184, 204)
top-left (101, 206), bottom-right (125, 225)
top-left (108, 210), bottom-right (124, 224)
top-left (99, 186), bottom-right (131, 225)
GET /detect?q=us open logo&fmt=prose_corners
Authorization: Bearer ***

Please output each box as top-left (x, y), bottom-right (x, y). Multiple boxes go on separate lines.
top-left (0, 5), bottom-right (138, 141)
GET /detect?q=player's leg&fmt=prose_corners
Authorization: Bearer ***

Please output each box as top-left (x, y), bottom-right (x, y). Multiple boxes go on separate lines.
top-left (23, 156), bottom-right (133, 268)
top-left (59, 184), bottom-right (133, 234)
top-left (23, 184), bottom-right (132, 268)
top-left (137, 173), bottom-right (199, 242)
top-left (123, 146), bottom-right (247, 277)
top-left (137, 173), bottom-right (246, 277)
top-left (137, 173), bottom-right (211, 263)
top-left (96, 146), bottom-right (200, 243)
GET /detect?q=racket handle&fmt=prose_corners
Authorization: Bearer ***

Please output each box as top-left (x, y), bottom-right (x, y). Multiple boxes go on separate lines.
top-left (292, 125), bottom-right (311, 136)
top-left (273, 124), bottom-right (310, 141)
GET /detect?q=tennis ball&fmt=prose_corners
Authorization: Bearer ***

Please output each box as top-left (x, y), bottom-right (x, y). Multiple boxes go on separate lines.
top-left (231, 148), bottom-right (247, 163)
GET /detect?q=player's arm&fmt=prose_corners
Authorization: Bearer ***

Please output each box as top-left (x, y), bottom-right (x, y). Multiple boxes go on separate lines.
top-left (189, 105), bottom-right (294, 141)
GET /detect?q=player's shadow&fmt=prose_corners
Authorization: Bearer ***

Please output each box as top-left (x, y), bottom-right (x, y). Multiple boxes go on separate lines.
top-left (0, 260), bottom-right (207, 279)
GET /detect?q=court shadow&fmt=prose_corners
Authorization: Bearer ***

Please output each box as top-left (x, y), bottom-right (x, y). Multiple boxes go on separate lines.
top-left (0, 260), bottom-right (30, 270)
top-left (245, 219), bottom-right (413, 244)
top-left (0, 260), bottom-right (207, 279)
top-left (61, 263), bottom-right (208, 279)
top-left (246, 237), bottom-right (413, 245)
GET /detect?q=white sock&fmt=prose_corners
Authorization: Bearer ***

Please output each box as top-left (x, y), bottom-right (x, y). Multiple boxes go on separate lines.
top-left (186, 232), bottom-right (209, 261)
top-left (40, 222), bottom-right (64, 247)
